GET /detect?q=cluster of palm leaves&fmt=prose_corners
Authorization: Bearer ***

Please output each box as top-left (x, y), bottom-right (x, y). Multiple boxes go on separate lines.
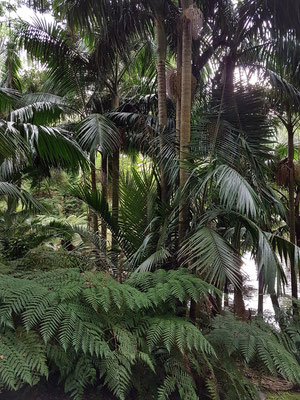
top-left (0, 0), bottom-right (299, 399)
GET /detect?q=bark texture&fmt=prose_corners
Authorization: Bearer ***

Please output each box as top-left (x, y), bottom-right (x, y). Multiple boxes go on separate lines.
top-left (111, 93), bottom-right (120, 260)
top-left (288, 121), bottom-right (298, 302)
top-left (234, 268), bottom-right (247, 319)
top-left (155, 14), bottom-right (168, 203)
top-left (179, 0), bottom-right (193, 244)
top-left (101, 154), bottom-right (108, 241)
top-left (258, 270), bottom-right (264, 314)
top-left (90, 153), bottom-right (98, 233)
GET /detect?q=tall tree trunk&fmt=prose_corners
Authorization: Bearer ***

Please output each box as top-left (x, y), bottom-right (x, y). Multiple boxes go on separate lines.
top-left (287, 120), bottom-right (298, 305)
top-left (112, 93), bottom-right (120, 263)
top-left (90, 153), bottom-right (98, 233)
top-left (174, 19), bottom-right (183, 256)
top-left (295, 190), bottom-right (300, 247)
top-left (112, 150), bottom-right (119, 235)
top-left (101, 154), bottom-right (108, 244)
top-left (176, 24), bottom-right (182, 151)
top-left (178, 0), bottom-right (193, 244)
top-left (179, 1), bottom-right (194, 321)
top-left (155, 14), bottom-right (168, 203)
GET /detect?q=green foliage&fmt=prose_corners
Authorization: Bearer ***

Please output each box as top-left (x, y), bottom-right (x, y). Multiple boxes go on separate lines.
top-left (0, 267), bottom-right (216, 399)
top-left (0, 328), bottom-right (47, 391)
top-left (0, 263), bottom-right (298, 400)
top-left (208, 314), bottom-right (300, 384)
top-left (10, 246), bottom-right (79, 272)
top-left (180, 226), bottom-right (242, 288)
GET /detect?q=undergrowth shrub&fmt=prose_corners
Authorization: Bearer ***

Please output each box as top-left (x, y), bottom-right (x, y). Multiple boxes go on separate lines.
top-left (0, 268), bottom-right (216, 399)
top-left (9, 246), bottom-right (80, 272)
top-left (207, 314), bottom-right (300, 399)
top-left (0, 269), bottom-right (299, 399)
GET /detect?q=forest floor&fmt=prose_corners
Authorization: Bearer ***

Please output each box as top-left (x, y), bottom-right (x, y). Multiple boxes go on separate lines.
top-left (0, 376), bottom-right (299, 400)
top-left (0, 380), bottom-right (115, 400)
top-left (1, 388), bottom-right (300, 400)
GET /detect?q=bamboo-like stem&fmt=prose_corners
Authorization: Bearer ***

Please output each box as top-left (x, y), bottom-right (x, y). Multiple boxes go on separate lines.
top-left (178, 0), bottom-right (193, 244)
top-left (287, 117), bottom-right (298, 307)
top-left (90, 152), bottom-right (98, 233)
top-left (101, 154), bottom-right (108, 243)
top-left (155, 14), bottom-right (168, 203)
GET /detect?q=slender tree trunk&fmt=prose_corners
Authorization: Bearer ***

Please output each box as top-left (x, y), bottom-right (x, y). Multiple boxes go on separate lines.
top-left (174, 20), bottom-right (183, 256)
top-left (155, 14), bottom-right (168, 203)
top-left (234, 267), bottom-right (247, 319)
top-left (233, 224), bottom-right (247, 319)
top-left (101, 154), bottom-right (108, 243)
top-left (90, 153), bottom-right (98, 233)
top-left (112, 150), bottom-right (119, 234)
top-left (287, 120), bottom-right (298, 305)
top-left (224, 278), bottom-right (229, 308)
top-left (258, 269), bottom-right (264, 314)
top-left (176, 24), bottom-right (182, 151)
top-left (179, 1), bottom-right (195, 321)
top-left (112, 93), bottom-right (120, 262)
top-left (179, 0), bottom-right (193, 244)
top-left (295, 190), bottom-right (300, 247)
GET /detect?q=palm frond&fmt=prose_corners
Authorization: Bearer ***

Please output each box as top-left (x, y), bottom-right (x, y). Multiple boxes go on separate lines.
top-left (0, 182), bottom-right (44, 211)
top-left (20, 124), bottom-right (88, 170)
top-left (180, 226), bottom-right (242, 288)
top-left (77, 114), bottom-right (119, 155)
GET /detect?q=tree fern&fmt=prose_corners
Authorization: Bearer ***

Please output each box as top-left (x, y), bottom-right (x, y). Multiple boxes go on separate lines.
top-left (147, 316), bottom-right (215, 356)
top-left (0, 269), bottom-right (299, 399)
top-left (208, 313), bottom-right (300, 384)
top-left (0, 268), bottom-right (216, 398)
top-left (0, 328), bottom-right (47, 390)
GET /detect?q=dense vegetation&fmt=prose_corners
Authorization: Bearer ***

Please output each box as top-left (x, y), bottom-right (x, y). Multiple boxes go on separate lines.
top-left (0, 0), bottom-right (300, 399)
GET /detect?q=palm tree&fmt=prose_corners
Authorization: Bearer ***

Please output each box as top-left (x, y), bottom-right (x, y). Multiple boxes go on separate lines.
top-left (265, 39), bottom-right (300, 305)
top-left (21, 0), bottom-right (300, 317)
top-left (178, 1), bottom-right (194, 243)
top-left (0, 40), bottom-right (87, 210)
top-left (19, 16), bottom-right (121, 234)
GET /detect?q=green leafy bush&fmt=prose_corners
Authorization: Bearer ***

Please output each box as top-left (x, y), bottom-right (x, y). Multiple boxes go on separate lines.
top-left (0, 268), bottom-right (299, 399)
top-left (10, 246), bottom-right (79, 272)
top-left (0, 268), bottom-right (215, 399)
top-left (207, 314), bottom-right (300, 399)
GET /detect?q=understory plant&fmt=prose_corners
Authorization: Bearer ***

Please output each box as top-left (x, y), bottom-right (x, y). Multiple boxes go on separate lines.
top-left (0, 263), bottom-right (299, 399)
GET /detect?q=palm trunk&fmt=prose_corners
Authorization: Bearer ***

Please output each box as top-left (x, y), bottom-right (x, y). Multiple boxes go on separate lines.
top-left (179, 0), bottom-right (193, 244)
top-left (224, 278), bottom-right (229, 308)
top-left (174, 21), bottom-right (183, 256)
top-left (90, 153), bottom-right (98, 233)
top-left (112, 93), bottom-right (120, 263)
top-left (155, 14), bottom-right (168, 203)
top-left (176, 25), bottom-right (182, 151)
top-left (234, 267), bottom-right (247, 319)
top-left (233, 225), bottom-right (247, 319)
top-left (179, 1), bottom-right (194, 322)
top-left (258, 269), bottom-right (264, 314)
top-left (287, 119), bottom-right (298, 306)
top-left (112, 150), bottom-right (119, 236)
top-left (101, 154), bottom-right (108, 243)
